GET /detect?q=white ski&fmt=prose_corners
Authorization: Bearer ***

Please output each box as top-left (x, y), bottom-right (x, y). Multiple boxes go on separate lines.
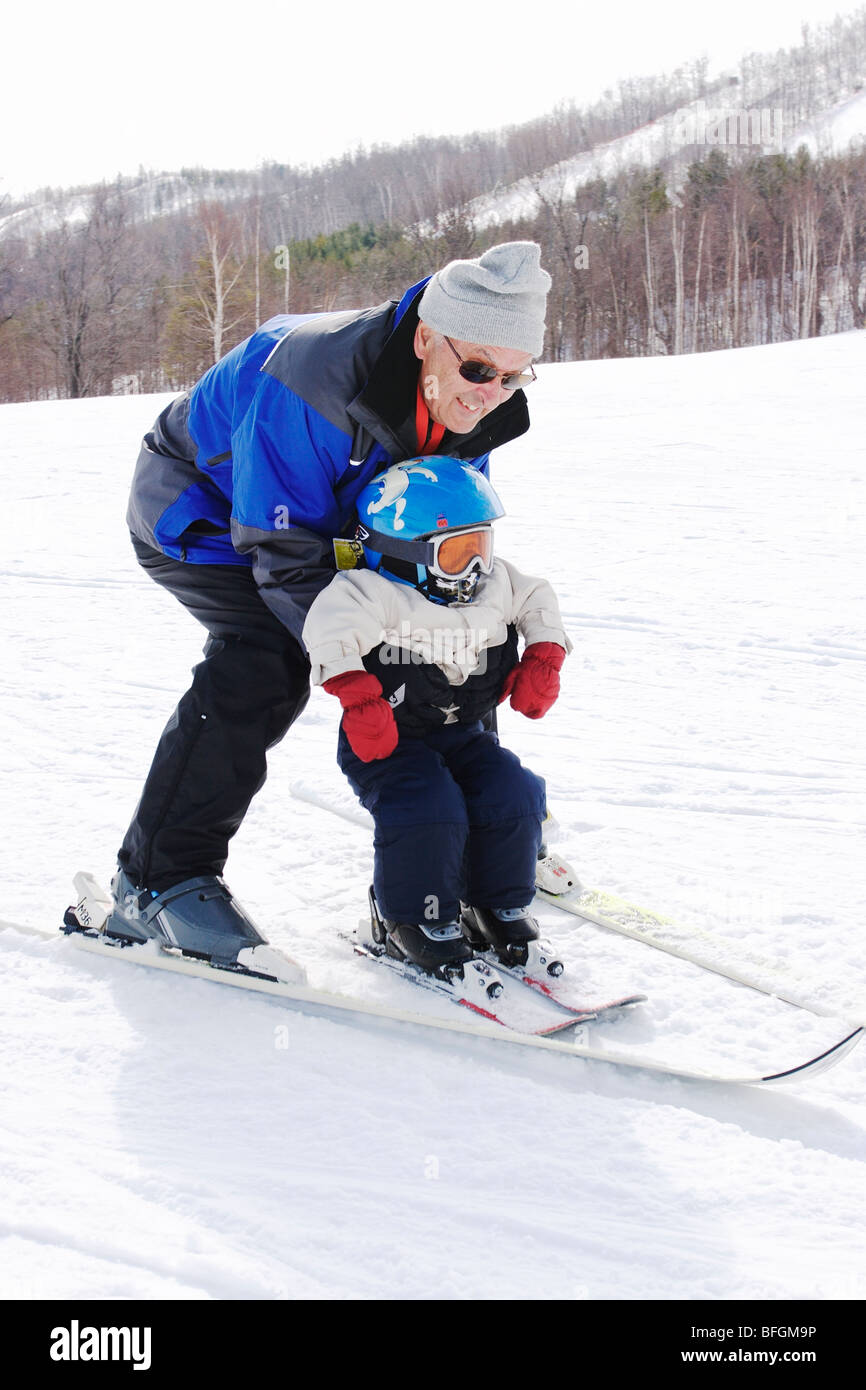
top-left (535, 886), bottom-right (866, 1027)
top-left (2, 914), bottom-right (861, 1088)
top-left (289, 779), bottom-right (865, 1029)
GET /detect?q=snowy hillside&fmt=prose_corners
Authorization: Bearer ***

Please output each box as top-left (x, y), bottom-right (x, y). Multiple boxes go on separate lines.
top-left (0, 171), bottom-right (242, 243)
top-left (789, 86), bottom-right (866, 158)
top-left (470, 88), bottom-right (866, 229)
top-left (1, 331), bottom-right (865, 1305)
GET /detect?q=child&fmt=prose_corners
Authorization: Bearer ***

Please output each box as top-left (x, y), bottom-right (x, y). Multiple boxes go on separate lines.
top-left (302, 457), bottom-right (571, 978)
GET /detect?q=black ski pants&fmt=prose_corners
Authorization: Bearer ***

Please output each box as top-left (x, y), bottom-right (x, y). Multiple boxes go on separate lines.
top-left (118, 537), bottom-right (311, 891)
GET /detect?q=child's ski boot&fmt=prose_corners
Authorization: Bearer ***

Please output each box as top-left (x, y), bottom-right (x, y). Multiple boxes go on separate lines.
top-left (460, 902), bottom-right (565, 979)
top-left (459, 903), bottom-right (542, 968)
top-left (368, 886), bottom-right (474, 979)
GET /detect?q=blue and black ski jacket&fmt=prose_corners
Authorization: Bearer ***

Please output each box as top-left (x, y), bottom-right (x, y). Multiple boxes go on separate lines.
top-left (127, 278), bottom-right (531, 642)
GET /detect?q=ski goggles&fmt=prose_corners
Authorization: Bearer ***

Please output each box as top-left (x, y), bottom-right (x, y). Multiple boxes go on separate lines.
top-left (444, 336), bottom-right (537, 391)
top-left (357, 522), bottom-right (494, 580)
top-left (428, 526), bottom-right (494, 580)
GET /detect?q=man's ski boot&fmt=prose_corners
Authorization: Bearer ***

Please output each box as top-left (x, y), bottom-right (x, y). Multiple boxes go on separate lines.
top-left (73, 868), bottom-right (306, 984)
top-left (368, 886), bottom-right (474, 980)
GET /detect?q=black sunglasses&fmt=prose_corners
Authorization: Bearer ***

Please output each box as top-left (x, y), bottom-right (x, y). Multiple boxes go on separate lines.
top-left (443, 336), bottom-right (536, 391)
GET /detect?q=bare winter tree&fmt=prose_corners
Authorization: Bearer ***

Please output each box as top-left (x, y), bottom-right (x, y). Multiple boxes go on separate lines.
top-left (198, 203), bottom-right (251, 362)
top-left (31, 186), bottom-right (136, 397)
top-left (163, 203), bottom-right (255, 378)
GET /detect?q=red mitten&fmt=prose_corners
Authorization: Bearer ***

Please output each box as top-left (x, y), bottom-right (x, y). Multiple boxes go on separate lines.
top-left (499, 641), bottom-right (566, 719)
top-left (323, 671), bottom-right (399, 761)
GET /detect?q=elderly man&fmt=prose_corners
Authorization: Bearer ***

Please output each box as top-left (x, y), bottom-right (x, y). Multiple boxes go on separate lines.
top-left (109, 241), bottom-right (552, 974)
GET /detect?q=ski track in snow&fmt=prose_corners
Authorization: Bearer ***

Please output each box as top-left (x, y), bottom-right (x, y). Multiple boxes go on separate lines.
top-left (1, 333), bottom-right (865, 1301)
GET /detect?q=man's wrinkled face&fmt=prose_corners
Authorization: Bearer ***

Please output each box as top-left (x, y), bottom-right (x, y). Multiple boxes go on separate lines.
top-left (414, 321), bottom-right (533, 434)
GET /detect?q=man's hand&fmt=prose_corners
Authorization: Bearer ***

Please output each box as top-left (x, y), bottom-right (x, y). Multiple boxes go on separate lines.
top-left (323, 671), bottom-right (399, 761)
top-left (499, 641), bottom-right (565, 719)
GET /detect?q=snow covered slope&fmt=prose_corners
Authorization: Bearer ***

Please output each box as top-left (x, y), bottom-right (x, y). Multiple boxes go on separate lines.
top-left (789, 87), bottom-right (866, 159)
top-left (1, 331), bottom-right (865, 1301)
top-left (469, 88), bottom-right (866, 229)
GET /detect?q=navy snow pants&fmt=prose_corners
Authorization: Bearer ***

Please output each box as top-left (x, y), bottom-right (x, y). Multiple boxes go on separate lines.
top-left (338, 722), bottom-right (546, 924)
top-left (118, 537), bottom-right (310, 891)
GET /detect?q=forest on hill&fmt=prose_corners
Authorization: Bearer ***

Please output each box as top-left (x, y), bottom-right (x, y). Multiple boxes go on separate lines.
top-left (1, 8), bottom-right (864, 401)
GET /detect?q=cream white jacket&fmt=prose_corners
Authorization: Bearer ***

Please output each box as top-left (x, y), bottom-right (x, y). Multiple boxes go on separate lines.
top-left (302, 558), bottom-right (572, 687)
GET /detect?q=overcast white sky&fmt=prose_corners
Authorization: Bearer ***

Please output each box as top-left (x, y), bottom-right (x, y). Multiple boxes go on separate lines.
top-left (2, 0), bottom-right (860, 199)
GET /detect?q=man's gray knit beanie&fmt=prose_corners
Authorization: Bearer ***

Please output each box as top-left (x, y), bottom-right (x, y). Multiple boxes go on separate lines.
top-left (418, 241), bottom-right (551, 357)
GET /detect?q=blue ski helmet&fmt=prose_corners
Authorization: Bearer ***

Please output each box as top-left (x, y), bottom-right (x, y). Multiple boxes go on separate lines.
top-left (355, 457), bottom-right (505, 604)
